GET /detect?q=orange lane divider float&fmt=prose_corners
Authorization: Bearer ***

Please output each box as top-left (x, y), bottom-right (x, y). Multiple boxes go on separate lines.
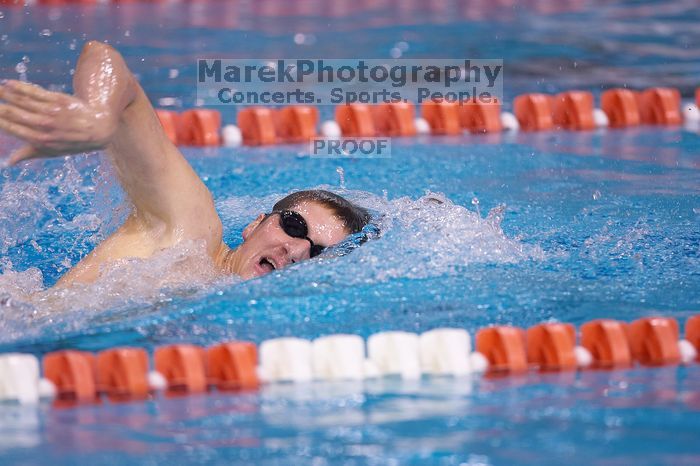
top-left (460, 99), bottom-right (503, 133)
top-left (637, 87), bottom-right (682, 126)
top-left (421, 100), bottom-right (462, 135)
top-left (35, 342), bottom-right (259, 406)
top-left (96, 348), bottom-right (150, 402)
top-left (179, 109), bottom-right (222, 146)
top-left (371, 102), bottom-right (417, 137)
top-left (43, 350), bottom-right (99, 404)
top-left (237, 105), bottom-right (320, 146)
top-left (154, 344), bottom-right (208, 395)
top-left (334, 101), bottom-right (433, 137)
top-left (601, 89), bottom-right (640, 128)
top-left (335, 104), bottom-right (377, 137)
top-left (3, 0), bottom-right (93, 4)
top-left (627, 317), bottom-right (682, 366)
top-left (552, 91), bottom-right (596, 131)
top-left (330, 100), bottom-right (502, 137)
top-left (207, 342), bottom-right (260, 391)
top-left (526, 323), bottom-right (578, 371)
top-left (156, 105), bottom-right (319, 148)
top-left (512, 87), bottom-right (688, 132)
top-left (237, 107), bottom-right (278, 146)
top-left (275, 106), bottom-right (320, 143)
top-left (687, 316), bottom-right (700, 363)
top-left (38, 0), bottom-right (96, 4)
top-left (151, 85), bottom-right (698, 148)
top-left (155, 109), bottom-right (222, 147)
top-left (1, 315), bottom-right (700, 405)
top-left (580, 319), bottom-right (632, 369)
top-left (513, 93), bottom-right (555, 131)
top-left (333, 102), bottom-right (421, 137)
top-left (475, 326), bottom-right (528, 374)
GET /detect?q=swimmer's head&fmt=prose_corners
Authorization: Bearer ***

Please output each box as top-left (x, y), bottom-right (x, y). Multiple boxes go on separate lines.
top-left (232, 190), bottom-right (370, 279)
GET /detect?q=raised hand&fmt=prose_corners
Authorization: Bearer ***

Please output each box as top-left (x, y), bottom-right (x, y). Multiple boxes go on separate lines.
top-left (0, 79), bottom-right (118, 165)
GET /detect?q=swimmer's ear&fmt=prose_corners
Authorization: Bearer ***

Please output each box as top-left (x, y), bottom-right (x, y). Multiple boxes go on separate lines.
top-left (242, 213), bottom-right (266, 240)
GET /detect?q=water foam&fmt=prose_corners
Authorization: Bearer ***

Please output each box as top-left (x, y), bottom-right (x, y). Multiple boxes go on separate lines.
top-left (0, 156), bottom-right (229, 343)
top-left (219, 188), bottom-right (545, 287)
top-left (0, 159), bottom-right (543, 345)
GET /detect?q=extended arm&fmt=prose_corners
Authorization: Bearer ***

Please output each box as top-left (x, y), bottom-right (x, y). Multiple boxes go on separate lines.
top-left (0, 42), bottom-right (224, 284)
top-left (1, 42), bottom-right (219, 233)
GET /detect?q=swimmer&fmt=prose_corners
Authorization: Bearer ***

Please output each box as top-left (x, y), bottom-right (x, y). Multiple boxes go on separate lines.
top-left (0, 41), bottom-right (370, 286)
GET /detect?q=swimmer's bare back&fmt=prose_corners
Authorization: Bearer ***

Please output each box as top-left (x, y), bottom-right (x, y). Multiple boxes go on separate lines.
top-left (0, 42), bottom-right (227, 286)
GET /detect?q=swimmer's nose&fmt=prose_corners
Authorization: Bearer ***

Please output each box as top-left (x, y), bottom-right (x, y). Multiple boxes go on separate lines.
top-left (284, 237), bottom-right (312, 263)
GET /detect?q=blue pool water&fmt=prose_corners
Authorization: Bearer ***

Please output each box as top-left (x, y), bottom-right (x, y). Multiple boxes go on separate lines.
top-left (1, 0), bottom-right (700, 464)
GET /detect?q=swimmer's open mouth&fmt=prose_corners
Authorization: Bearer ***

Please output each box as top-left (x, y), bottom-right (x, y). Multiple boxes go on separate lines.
top-left (259, 257), bottom-right (277, 272)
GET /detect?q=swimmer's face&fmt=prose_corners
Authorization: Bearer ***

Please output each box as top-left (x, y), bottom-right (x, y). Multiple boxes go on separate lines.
top-left (235, 201), bottom-right (350, 279)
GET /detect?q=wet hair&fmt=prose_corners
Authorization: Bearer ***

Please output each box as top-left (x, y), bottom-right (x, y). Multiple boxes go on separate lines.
top-left (273, 190), bottom-right (370, 234)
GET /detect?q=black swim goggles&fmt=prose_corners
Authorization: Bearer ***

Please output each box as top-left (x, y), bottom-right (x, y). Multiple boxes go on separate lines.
top-left (270, 210), bottom-right (326, 258)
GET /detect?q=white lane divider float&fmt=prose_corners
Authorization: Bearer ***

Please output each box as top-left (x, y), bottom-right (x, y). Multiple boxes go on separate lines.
top-left (148, 370), bottom-right (168, 392)
top-left (312, 334), bottom-right (365, 381)
top-left (260, 329), bottom-right (488, 384)
top-left (418, 328), bottom-right (472, 376)
top-left (0, 354), bottom-right (41, 404)
top-left (367, 331), bottom-right (422, 380)
top-left (320, 120), bottom-right (342, 138)
top-left (682, 103), bottom-right (700, 122)
top-left (0, 324), bottom-right (697, 406)
top-left (678, 339), bottom-right (698, 364)
top-left (414, 117), bottom-right (432, 135)
top-left (593, 108), bottom-right (610, 128)
top-left (500, 111), bottom-right (520, 131)
top-left (37, 378), bottom-right (57, 400)
top-left (221, 124), bottom-right (243, 147)
top-left (259, 337), bottom-right (313, 383)
top-left (469, 351), bottom-right (489, 373)
top-left (682, 102), bottom-right (700, 131)
top-left (574, 345), bottom-right (594, 368)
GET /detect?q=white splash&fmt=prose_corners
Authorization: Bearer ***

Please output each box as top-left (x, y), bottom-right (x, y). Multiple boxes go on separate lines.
top-left (0, 165), bottom-right (543, 344)
top-left (218, 188), bottom-right (545, 284)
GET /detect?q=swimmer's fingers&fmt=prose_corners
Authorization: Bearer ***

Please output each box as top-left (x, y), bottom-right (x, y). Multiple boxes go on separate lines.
top-left (0, 103), bottom-right (53, 129)
top-left (0, 114), bottom-right (48, 145)
top-left (0, 110), bottom-right (73, 165)
top-left (0, 81), bottom-right (116, 162)
top-left (7, 145), bottom-right (39, 166)
top-left (0, 80), bottom-right (61, 104)
top-left (0, 83), bottom-right (53, 114)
